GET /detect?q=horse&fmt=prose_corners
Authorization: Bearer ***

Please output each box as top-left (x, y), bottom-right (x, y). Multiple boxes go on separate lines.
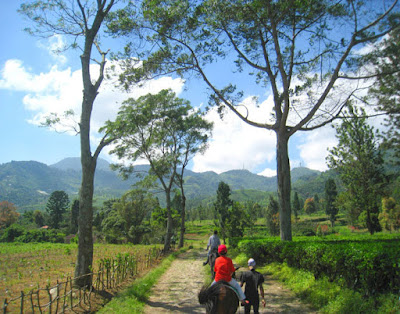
top-left (208, 249), bottom-right (219, 279)
top-left (198, 280), bottom-right (239, 314)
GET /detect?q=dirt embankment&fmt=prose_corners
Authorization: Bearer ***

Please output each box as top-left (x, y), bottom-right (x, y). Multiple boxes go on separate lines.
top-left (142, 249), bottom-right (317, 313)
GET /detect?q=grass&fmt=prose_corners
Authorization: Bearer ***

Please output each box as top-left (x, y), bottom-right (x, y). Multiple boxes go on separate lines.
top-left (253, 262), bottom-right (400, 314)
top-left (97, 248), bottom-right (187, 313)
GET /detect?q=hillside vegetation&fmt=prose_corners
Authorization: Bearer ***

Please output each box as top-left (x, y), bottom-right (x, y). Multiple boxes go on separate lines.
top-left (0, 158), bottom-right (323, 211)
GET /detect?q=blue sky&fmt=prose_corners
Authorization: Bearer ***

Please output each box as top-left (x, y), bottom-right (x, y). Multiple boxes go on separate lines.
top-left (0, 1), bottom-right (357, 177)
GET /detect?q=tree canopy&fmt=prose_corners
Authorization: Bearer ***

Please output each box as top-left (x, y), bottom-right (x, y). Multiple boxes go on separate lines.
top-left (103, 89), bottom-right (212, 251)
top-left (327, 105), bottom-right (387, 234)
top-left (110, 0), bottom-right (400, 240)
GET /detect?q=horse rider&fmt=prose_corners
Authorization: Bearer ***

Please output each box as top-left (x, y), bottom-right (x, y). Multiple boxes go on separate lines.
top-left (203, 230), bottom-right (221, 266)
top-left (212, 244), bottom-right (249, 306)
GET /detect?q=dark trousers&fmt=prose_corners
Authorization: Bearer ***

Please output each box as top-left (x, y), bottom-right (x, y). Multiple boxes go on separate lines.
top-left (244, 300), bottom-right (259, 314)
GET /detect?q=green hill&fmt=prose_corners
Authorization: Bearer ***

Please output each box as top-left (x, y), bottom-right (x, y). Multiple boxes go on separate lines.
top-left (0, 158), bottom-right (326, 211)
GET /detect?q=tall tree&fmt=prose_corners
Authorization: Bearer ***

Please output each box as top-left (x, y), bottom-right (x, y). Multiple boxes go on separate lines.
top-left (111, 0), bottom-right (399, 240)
top-left (325, 178), bottom-right (338, 227)
top-left (369, 26), bottom-right (400, 161)
top-left (70, 200), bottom-right (79, 234)
top-left (327, 105), bottom-right (386, 234)
top-left (266, 195), bottom-right (280, 236)
top-left (103, 89), bottom-right (204, 252)
top-left (114, 189), bottom-right (156, 244)
top-left (175, 113), bottom-right (212, 248)
top-left (0, 201), bottom-right (20, 229)
top-left (19, 0), bottom-right (121, 286)
top-left (213, 181), bottom-right (233, 243)
top-left (292, 192), bottom-right (301, 221)
top-left (304, 197), bottom-right (317, 215)
top-left (46, 191), bottom-right (70, 229)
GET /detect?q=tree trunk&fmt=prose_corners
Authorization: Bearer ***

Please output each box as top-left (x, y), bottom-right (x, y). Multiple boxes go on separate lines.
top-left (178, 191), bottom-right (186, 248)
top-left (74, 63), bottom-right (97, 287)
top-left (74, 156), bottom-right (96, 287)
top-left (276, 132), bottom-right (292, 241)
top-left (163, 191), bottom-right (173, 253)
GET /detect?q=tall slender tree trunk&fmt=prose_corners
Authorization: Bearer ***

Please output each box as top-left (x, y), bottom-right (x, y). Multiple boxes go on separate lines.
top-left (164, 191), bottom-right (173, 253)
top-left (276, 131), bottom-right (292, 241)
top-left (178, 191), bottom-right (186, 248)
top-left (74, 83), bottom-right (97, 287)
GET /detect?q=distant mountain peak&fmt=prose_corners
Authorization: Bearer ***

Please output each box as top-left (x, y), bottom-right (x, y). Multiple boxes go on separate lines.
top-left (50, 157), bottom-right (111, 171)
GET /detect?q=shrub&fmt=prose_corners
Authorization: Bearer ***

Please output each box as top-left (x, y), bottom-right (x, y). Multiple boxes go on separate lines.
top-left (0, 224), bottom-right (25, 242)
top-left (238, 237), bottom-right (400, 296)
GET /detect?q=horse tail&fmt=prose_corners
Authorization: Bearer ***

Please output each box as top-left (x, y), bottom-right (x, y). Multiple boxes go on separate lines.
top-left (198, 281), bottom-right (230, 313)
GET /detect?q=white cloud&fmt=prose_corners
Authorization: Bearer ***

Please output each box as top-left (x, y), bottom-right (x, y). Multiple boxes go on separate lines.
top-left (37, 35), bottom-right (68, 65)
top-left (258, 168), bottom-right (276, 177)
top-left (0, 57), bottom-right (185, 138)
top-left (192, 96), bottom-right (276, 173)
top-left (296, 125), bottom-right (337, 171)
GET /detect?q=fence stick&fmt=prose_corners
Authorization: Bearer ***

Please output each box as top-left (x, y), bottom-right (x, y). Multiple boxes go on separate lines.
top-left (3, 298), bottom-right (7, 314)
top-left (30, 291), bottom-right (35, 313)
top-left (55, 281), bottom-right (60, 314)
top-left (36, 290), bottom-right (42, 314)
top-left (46, 286), bottom-right (52, 314)
top-left (19, 291), bottom-right (24, 314)
top-left (62, 277), bottom-right (68, 313)
top-left (70, 278), bottom-right (73, 311)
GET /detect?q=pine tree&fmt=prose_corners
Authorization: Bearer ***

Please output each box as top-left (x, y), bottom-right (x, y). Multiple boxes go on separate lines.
top-left (325, 179), bottom-right (338, 227)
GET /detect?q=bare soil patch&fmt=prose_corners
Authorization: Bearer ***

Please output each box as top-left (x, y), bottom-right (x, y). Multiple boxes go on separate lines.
top-left (143, 249), bottom-right (317, 313)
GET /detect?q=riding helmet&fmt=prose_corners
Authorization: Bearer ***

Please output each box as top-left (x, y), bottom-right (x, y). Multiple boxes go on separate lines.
top-left (218, 244), bottom-right (227, 254)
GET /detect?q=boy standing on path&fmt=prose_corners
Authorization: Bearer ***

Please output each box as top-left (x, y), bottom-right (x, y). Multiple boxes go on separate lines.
top-left (240, 258), bottom-right (266, 313)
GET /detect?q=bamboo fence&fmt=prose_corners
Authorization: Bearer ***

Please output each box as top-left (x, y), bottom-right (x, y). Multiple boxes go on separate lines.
top-left (2, 247), bottom-right (163, 313)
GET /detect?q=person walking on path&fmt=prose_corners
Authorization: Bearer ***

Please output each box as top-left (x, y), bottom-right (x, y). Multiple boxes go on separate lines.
top-left (240, 258), bottom-right (266, 313)
top-left (212, 244), bottom-right (248, 305)
top-left (203, 230), bottom-right (221, 266)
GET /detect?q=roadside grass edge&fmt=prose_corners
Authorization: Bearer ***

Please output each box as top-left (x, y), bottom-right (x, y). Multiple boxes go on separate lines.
top-left (97, 247), bottom-right (187, 314)
top-left (262, 262), bottom-right (400, 314)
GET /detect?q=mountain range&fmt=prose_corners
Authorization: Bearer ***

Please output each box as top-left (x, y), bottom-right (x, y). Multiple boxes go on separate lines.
top-left (0, 157), bottom-right (324, 212)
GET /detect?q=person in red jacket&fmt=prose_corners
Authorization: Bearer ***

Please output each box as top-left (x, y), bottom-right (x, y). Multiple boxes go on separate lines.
top-left (213, 244), bottom-right (248, 305)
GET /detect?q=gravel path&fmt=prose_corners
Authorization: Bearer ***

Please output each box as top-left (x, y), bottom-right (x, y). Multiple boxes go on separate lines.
top-left (143, 249), bottom-right (317, 313)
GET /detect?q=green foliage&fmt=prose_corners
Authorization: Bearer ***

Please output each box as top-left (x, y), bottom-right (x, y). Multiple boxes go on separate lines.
top-left (325, 178), bottom-right (338, 227)
top-left (266, 195), bottom-right (280, 236)
top-left (292, 192), bottom-right (301, 220)
top-left (115, 189), bottom-right (157, 244)
top-left (224, 201), bottom-right (250, 238)
top-left (15, 229), bottom-right (65, 243)
top-left (379, 197), bottom-right (400, 231)
top-left (70, 199), bottom-right (79, 234)
top-left (213, 181), bottom-right (233, 241)
top-left (327, 105), bottom-right (386, 234)
top-left (0, 224), bottom-right (64, 243)
top-left (33, 210), bottom-right (45, 228)
top-left (369, 26), bottom-right (400, 163)
top-left (238, 237), bottom-right (400, 296)
top-left (304, 197), bottom-right (317, 215)
top-left (0, 201), bottom-right (20, 229)
top-left (46, 190), bottom-right (69, 229)
top-left (0, 224), bottom-right (25, 242)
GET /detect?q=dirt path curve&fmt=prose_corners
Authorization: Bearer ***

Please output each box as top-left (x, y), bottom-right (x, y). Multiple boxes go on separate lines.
top-left (143, 249), bottom-right (317, 313)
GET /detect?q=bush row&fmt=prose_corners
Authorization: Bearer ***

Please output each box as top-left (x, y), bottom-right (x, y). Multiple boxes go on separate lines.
top-left (237, 238), bottom-right (400, 296)
top-left (0, 224), bottom-right (65, 243)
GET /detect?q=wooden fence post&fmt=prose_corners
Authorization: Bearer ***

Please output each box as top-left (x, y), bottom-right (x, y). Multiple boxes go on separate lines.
top-left (3, 298), bottom-right (8, 314)
top-left (20, 291), bottom-right (24, 314)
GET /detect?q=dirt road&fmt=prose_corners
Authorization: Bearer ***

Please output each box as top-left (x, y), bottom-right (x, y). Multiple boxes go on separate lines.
top-left (143, 249), bottom-right (317, 313)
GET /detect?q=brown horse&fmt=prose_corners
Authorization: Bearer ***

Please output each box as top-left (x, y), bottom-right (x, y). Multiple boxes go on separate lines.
top-left (208, 250), bottom-right (219, 279)
top-left (198, 280), bottom-right (239, 314)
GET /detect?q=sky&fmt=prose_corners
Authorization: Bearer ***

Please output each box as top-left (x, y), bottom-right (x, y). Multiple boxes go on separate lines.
top-left (0, 1), bottom-right (385, 177)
